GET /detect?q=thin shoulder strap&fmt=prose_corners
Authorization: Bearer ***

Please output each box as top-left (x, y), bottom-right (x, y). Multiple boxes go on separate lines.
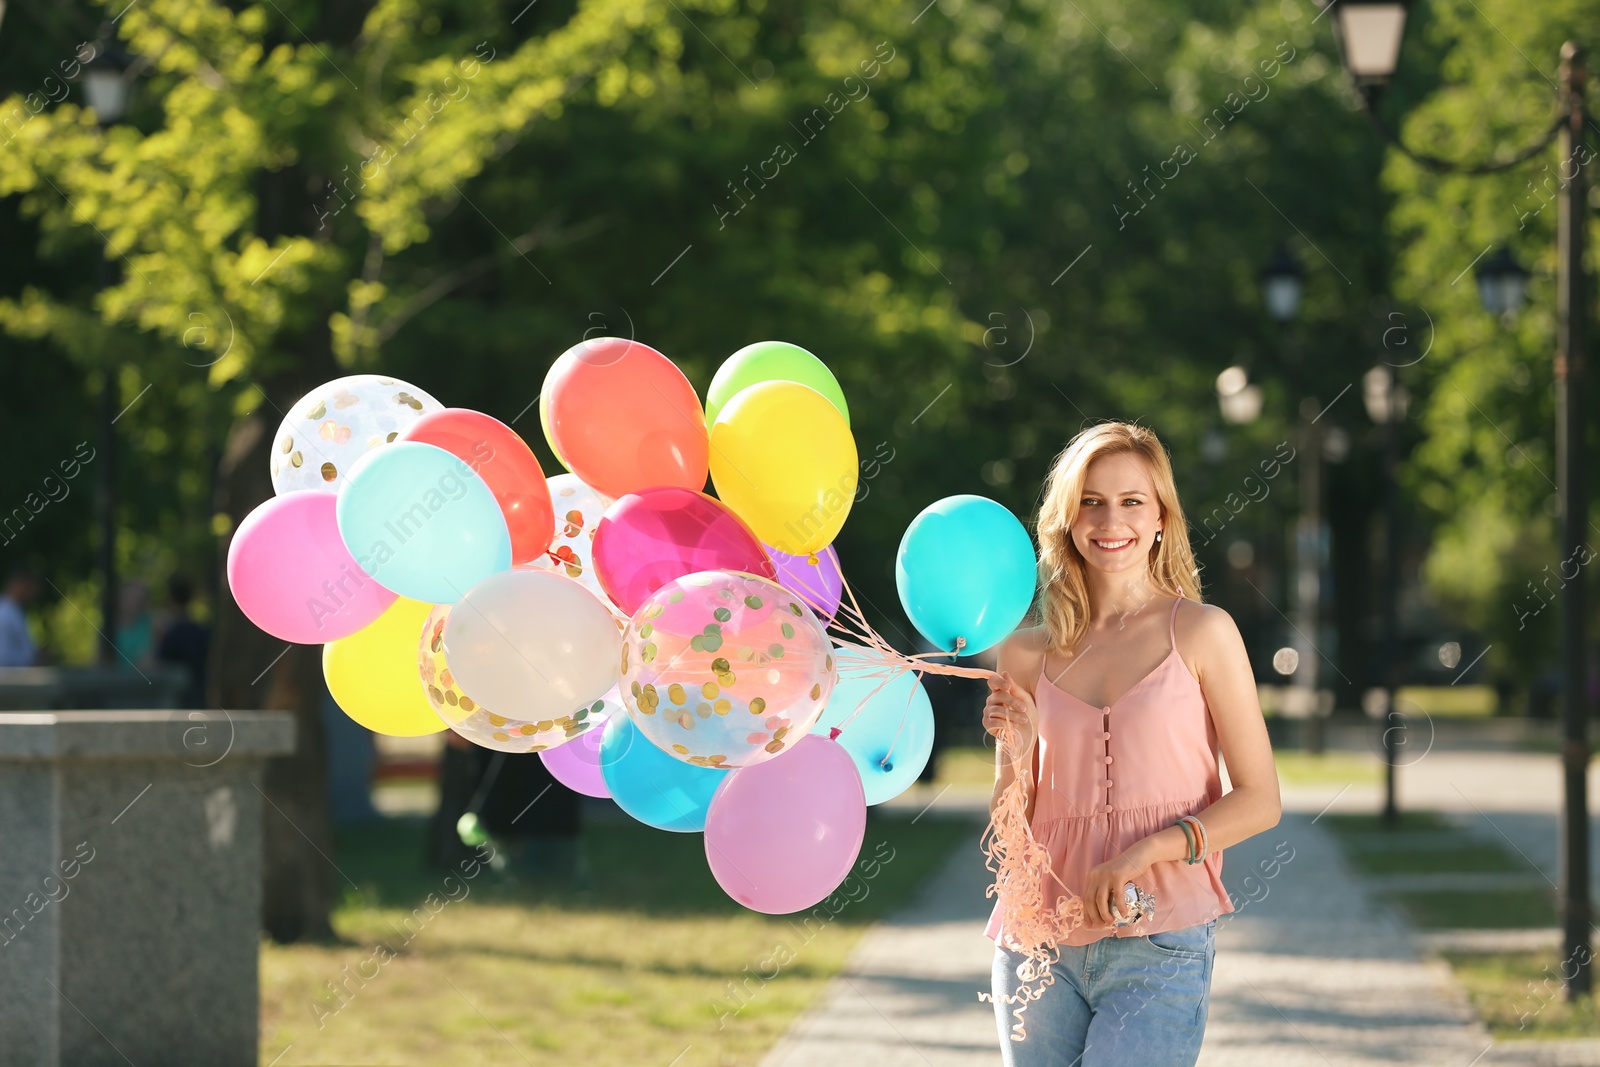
top-left (1169, 596), bottom-right (1182, 652)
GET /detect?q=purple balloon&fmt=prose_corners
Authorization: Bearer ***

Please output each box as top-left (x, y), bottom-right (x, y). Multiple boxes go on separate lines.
top-left (704, 735), bottom-right (867, 914)
top-left (592, 487), bottom-right (776, 616)
top-left (766, 543), bottom-right (843, 620)
top-left (539, 713), bottom-right (613, 799)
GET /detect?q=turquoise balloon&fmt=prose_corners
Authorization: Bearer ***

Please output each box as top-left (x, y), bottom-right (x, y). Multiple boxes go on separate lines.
top-left (600, 714), bottom-right (726, 832)
top-left (335, 441), bottom-right (512, 604)
top-left (895, 494), bottom-right (1037, 655)
top-left (810, 645), bottom-right (934, 805)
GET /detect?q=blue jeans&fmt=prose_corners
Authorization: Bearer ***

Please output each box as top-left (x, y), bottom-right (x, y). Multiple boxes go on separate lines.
top-left (990, 919), bottom-right (1216, 1066)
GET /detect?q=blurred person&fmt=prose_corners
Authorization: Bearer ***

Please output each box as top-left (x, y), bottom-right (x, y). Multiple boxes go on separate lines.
top-left (155, 574), bottom-right (211, 708)
top-left (114, 578), bottom-right (154, 669)
top-left (0, 566), bottom-right (40, 667)
top-left (982, 422), bottom-right (1281, 1066)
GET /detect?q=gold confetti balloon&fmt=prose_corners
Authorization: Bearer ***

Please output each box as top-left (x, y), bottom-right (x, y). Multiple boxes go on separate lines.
top-left (525, 473), bottom-right (619, 614)
top-left (620, 570), bottom-right (836, 769)
top-left (418, 603), bottom-right (605, 753)
top-left (271, 374), bottom-right (443, 496)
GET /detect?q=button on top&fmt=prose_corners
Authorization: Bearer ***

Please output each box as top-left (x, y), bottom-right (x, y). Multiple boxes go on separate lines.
top-left (1103, 706), bottom-right (1112, 714)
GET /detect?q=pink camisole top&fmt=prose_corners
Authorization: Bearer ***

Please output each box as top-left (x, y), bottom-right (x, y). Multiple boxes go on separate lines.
top-left (984, 597), bottom-right (1235, 946)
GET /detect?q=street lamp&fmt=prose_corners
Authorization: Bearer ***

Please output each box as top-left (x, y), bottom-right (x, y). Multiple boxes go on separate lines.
top-left (1260, 244), bottom-right (1304, 323)
top-left (1331, 14), bottom-right (1592, 997)
top-left (1476, 245), bottom-right (1531, 319)
top-left (84, 41), bottom-right (134, 669)
top-left (82, 48), bottom-right (133, 123)
top-left (1327, 0), bottom-right (1411, 96)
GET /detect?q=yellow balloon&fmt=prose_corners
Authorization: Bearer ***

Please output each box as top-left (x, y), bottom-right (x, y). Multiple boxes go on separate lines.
top-left (323, 597), bottom-right (446, 737)
top-left (709, 380), bottom-right (858, 556)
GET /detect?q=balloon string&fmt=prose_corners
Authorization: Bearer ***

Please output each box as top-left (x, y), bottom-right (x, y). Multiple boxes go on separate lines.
top-left (826, 655), bottom-right (904, 737)
top-left (824, 569), bottom-right (995, 680)
top-left (976, 714), bottom-right (1086, 1041)
top-left (810, 562), bottom-right (1082, 1040)
top-left (878, 682), bottom-right (913, 768)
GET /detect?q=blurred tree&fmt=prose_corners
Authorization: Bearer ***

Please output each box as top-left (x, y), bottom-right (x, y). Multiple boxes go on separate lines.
top-left (1380, 0), bottom-right (1600, 702)
top-left (2, 0), bottom-right (1415, 937)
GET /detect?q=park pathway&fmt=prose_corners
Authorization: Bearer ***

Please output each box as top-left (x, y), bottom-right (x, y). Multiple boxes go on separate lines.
top-left (760, 750), bottom-right (1600, 1066)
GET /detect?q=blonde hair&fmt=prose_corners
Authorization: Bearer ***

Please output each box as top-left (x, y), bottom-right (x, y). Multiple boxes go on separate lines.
top-left (1034, 422), bottom-right (1202, 655)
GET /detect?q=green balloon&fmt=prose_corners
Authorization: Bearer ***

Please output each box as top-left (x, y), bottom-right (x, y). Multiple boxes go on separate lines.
top-left (705, 341), bottom-right (849, 428)
top-left (537, 388), bottom-right (570, 472)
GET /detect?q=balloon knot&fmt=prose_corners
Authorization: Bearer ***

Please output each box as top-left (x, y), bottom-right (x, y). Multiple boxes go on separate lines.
top-left (807, 553), bottom-right (820, 565)
top-left (828, 727), bottom-right (842, 740)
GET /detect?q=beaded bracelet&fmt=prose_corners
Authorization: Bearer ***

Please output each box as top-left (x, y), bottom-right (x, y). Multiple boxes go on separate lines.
top-left (1174, 817), bottom-right (1197, 863)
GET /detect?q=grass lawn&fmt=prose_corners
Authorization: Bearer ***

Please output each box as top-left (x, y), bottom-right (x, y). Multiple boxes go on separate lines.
top-left (932, 744), bottom-right (1391, 792)
top-left (1321, 811), bottom-right (1554, 928)
top-left (1271, 750), bottom-right (1382, 787)
top-left (928, 744), bottom-right (997, 790)
top-left (260, 808), bottom-right (978, 1065)
top-left (1386, 889), bottom-right (1558, 929)
top-left (1444, 950), bottom-right (1600, 1040)
top-left (1320, 810), bottom-right (1600, 1039)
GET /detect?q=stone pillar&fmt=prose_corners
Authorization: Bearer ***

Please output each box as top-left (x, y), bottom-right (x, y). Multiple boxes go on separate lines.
top-left (0, 710), bottom-right (295, 1067)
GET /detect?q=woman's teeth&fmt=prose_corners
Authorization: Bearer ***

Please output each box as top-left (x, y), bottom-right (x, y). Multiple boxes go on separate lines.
top-left (1094, 538), bottom-right (1133, 550)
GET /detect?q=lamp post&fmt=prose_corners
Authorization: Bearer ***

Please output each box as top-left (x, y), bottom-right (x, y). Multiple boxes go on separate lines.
top-left (1364, 363), bottom-right (1409, 826)
top-left (1253, 243), bottom-right (1330, 750)
top-left (1326, 1), bottom-right (1591, 996)
top-left (83, 43), bottom-right (132, 668)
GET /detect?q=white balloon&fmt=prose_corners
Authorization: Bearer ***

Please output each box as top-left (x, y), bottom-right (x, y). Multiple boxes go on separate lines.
top-left (442, 568), bottom-right (622, 720)
top-left (528, 473), bottom-right (618, 611)
top-left (270, 374), bottom-right (443, 495)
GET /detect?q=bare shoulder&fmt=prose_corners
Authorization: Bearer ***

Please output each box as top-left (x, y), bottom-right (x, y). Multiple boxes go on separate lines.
top-left (1173, 599), bottom-right (1244, 669)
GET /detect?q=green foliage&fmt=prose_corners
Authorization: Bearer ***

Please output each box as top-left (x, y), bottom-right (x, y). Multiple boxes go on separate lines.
top-left (4, 0), bottom-right (1546, 695)
top-left (1381, 0), bottom-right (1600, 688)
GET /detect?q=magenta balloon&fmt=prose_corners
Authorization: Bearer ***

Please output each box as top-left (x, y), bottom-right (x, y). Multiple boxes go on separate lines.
top-left (703, 735), bottom-right (867, 914)
top-left (766, 543), bottom-right (843, 620)
top-left (539, 714), bottom-right (613, 798)
top-left (226, 491), bottom-right (397, 643)
top-left (592, 487), bottom-right (776, 616)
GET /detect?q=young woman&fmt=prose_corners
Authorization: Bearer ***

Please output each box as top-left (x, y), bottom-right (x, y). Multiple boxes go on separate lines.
top-left (982, 421), bottom-right (1281, 1065)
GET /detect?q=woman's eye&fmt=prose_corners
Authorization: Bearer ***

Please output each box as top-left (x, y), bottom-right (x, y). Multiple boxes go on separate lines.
top-left (1123, 498), bottom-right (1142, 507)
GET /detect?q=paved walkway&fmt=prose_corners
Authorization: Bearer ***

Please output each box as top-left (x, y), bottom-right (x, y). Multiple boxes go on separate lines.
top-left (761, 748), bottom-right (1600, 1066)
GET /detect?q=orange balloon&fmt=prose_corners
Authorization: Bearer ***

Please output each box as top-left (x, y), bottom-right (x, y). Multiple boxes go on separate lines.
top-left (543, 338), bottom-right (709, 499)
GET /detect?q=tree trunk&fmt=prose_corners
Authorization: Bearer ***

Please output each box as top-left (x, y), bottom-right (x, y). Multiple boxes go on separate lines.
top-left (210, 407), bottom-right (338, 943)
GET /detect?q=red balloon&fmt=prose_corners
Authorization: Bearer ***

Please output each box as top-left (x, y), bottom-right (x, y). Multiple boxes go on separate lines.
top-left (592, 486), bottom-right (777, 616)
top-left (543, 338), bottom-right (709, 499)
top-left (398, 408), bottom-right (555, 565)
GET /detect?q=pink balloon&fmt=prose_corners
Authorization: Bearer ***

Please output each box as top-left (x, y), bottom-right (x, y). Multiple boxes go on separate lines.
top-left (766, 543), bottom-right (843, 620)
top-left (704, 735), bottom-right (866, 914)
top-left (227, 491), bottom-right (397, 643)
top-left (539, 714), bottom-right (613, 798)
top-left (592, 487), bottom-right (776, 616)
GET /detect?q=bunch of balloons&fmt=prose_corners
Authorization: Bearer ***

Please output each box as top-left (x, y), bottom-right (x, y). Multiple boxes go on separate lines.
top-left (226, 342), bottom-right (1041, 915)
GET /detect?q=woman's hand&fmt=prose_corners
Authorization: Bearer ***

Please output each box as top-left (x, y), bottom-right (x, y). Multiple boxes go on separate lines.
top-left (1083, 846), bottom-right (1153, 928)
top-left (983, 670), bottom-right (1038, 762)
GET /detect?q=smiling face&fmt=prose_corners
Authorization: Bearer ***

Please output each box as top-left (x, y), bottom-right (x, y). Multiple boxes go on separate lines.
top-left (1070, 451), bottom-right (1164, 575)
